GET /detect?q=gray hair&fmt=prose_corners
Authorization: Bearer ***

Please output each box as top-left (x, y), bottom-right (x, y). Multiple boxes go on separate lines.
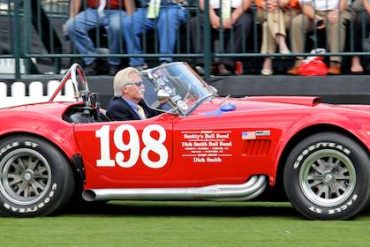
top-left (113, 67), bottom-right (141, 97)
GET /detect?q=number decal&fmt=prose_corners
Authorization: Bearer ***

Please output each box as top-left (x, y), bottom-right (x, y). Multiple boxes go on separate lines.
top-left (114, 124), bottom-right (140, 168)
top-left (141, 124), bottom-right (168, 168)
top-left (96, 124), bottom-right (168, 168)
top-left (96, 125), bottom-right (115, 167)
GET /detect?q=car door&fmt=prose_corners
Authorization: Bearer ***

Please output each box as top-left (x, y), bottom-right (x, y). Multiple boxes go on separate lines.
top-left (169, 111), bottom-right (281, 187)
top-left (73, 114), bottom-right (174, 189)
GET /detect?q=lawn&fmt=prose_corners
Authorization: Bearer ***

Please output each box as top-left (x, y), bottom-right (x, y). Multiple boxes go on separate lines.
top-left (1, 201), bottom-right (370, 247)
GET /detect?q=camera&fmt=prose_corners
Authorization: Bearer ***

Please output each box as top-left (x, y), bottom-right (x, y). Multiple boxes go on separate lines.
top-left (316, 20), bottom-right (324, 27)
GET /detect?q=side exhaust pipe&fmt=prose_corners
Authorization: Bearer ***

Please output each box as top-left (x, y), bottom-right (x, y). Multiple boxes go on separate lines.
top-left (82, 175), bottom-right (267, 202)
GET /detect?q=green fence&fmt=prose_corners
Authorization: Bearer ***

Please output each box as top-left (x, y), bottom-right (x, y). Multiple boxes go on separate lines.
top-left (1, 0), bottom-right (369, 79)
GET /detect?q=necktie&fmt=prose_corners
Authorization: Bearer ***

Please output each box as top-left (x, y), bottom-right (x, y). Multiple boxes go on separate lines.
top-left (221, 0), bottom-right (231, 20)
top-left (98, 0), bottom-right (106, 18)
top-left (137, 105), bottom-right (147, 119)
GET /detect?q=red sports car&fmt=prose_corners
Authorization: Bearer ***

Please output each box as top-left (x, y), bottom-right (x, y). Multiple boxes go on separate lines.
top-left (1, 62), bottom-right (370, 219)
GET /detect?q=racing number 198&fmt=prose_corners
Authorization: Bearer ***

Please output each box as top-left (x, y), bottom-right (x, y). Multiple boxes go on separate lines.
top-left (95, 124), bottom-right (168, 168)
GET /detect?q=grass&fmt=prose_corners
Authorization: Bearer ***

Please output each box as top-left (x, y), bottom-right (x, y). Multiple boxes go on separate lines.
top-left (1, 201), bottom-right (370, 247)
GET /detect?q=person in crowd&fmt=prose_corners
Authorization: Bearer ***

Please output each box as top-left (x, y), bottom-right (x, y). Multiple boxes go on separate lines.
top-left (188, 0), bottom-right (253, 75)
top-left (106, 67), bottom-right (163, 121)
top-left (287, 0), bottom-right (348, 75)
top-left (122, 0), bottom-right (188, 70)
top-left (349, 0), bottom-right (370, 74)
top-left (256, 0), bottom-right (301, 75)
top-left (65, 0), bottom-right (133, 76)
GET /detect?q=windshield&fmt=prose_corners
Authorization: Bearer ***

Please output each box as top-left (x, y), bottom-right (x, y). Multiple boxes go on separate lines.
top-left (146, 62), bottom-right (215, 115)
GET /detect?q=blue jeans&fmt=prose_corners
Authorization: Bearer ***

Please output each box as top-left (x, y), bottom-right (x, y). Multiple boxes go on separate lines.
top-left (66, 8), bottom-right (126, 66)
top-left (123, 5), bottom-right (187, 66)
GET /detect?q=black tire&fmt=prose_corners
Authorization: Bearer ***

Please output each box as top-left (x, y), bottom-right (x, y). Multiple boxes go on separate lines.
top-left (0, 135), bottom-right (75, 217)
top-left (284, 132), bottom-right (370, 220)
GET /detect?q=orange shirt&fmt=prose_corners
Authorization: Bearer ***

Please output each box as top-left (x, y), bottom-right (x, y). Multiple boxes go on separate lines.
top-left (255, 0), bottom-right (300, 9)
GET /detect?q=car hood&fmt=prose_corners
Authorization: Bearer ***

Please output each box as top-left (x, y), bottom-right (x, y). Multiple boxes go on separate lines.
top-left (191, 96), bottom-right (322, 114)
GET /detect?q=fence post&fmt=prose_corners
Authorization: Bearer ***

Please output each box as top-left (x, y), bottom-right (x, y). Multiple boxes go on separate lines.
top-left (13, 0), bottom-right (21, 80)
top-left (203, 0), bottom-right (212, 80)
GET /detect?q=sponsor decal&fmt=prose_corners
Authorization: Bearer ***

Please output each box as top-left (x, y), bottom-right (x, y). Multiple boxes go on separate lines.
top-left (181, 130), bottom-right (232, 163)
top-left (242, 131), bottom-right (256, 140)
top-left (256, 130), bottom-right (271, 137)
top-left (177, 100), bottom-right (188, 111)
top-left (241, 130), bottom-right (271, 140)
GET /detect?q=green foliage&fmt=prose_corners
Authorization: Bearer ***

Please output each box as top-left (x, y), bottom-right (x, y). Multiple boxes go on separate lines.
top-left (1, 201), bottom-right (370, 247)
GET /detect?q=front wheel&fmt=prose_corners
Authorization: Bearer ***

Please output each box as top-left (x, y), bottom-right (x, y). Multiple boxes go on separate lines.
top-left (284, 132), bottom-right (370, 220)
top-left (0, 135), bottom-right (75, 217)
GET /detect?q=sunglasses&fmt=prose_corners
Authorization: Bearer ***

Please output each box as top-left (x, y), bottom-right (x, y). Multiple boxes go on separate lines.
top-left (126, 81), bottom-right (143, 87)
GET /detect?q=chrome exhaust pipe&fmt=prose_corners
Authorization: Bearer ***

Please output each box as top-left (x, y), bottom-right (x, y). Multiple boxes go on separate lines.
top-left (82, 175), bottom-right (267, 202)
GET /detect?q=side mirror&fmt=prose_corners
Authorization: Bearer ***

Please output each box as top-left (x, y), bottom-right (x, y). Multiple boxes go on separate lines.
top-left (157, 89), bottom-right (171, 102)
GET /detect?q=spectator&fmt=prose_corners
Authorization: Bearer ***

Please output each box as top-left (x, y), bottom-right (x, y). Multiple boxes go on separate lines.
top-left (122, 0), bottom-right (188, 70)
top-left (350, 0), bottom-right (370, 74)
top-left (106, 67), bottom-right (163, 121)
top-left (288, 0), bottom-right (348, 75)
top-left (256, 0), bottom-right (301, 75)
top-left (189, 0), bottom-right (253, 75)
top-left (65, 0), bottom-right (132, 75)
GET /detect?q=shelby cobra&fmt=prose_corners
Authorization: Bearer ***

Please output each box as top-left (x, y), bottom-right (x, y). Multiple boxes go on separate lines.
top-left (1, 62), bottom-right (370, 219)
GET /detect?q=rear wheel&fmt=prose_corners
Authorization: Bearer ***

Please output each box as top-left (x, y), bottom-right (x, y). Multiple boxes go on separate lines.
top-left (0, 135), bottom-right (75, 217)
top-left (284, 132), bottom-right (370, 219)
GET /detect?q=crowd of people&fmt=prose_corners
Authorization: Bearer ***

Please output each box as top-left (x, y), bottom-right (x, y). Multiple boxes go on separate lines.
top-left (64, 0), bottom-right (370, 76)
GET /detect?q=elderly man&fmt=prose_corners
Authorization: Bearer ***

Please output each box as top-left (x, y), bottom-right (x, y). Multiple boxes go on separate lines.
top-left (288, 0), bottom-right (348, 75)
top-left (106, 67), bottom-right (162, 121)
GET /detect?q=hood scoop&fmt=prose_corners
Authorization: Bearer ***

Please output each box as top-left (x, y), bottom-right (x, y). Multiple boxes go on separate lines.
top-left (245, 96), bottom-right (321, 107)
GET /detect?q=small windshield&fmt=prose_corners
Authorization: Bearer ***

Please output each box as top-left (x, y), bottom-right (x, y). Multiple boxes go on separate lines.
top-left (146, 62), bottom-right (215, 115)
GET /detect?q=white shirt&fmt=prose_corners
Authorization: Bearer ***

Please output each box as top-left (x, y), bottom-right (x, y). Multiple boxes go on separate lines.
top-left (299, 0), bottom-right (340, 11)
top-left (210, 0), bottom-right (243, 9)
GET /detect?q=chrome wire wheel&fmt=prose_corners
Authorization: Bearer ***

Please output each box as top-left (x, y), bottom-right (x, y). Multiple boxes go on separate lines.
top-left (299, 149), bottom-right (356, 208)
top-left (0, 148), bottom-right (52, 206)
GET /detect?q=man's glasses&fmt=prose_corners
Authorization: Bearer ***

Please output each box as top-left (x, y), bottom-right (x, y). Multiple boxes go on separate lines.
top-left (126, 81), bottom-right (143, 87)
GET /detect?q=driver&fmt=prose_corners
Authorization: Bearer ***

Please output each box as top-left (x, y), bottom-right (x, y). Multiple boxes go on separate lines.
top-left (106, 67), bottom-right (163, 121)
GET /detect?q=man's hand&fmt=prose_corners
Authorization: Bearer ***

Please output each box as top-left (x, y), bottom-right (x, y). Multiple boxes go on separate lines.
top-left (327, 9), bottom-right (339, 24)
top-left (231, 7), bottom-right (242, 25)
top-left (210, 12), bottom-right (220, 29)
top-left (222, 19), bottom-right (233, 29)
top-left (266, 0), bottom-right (278, 12)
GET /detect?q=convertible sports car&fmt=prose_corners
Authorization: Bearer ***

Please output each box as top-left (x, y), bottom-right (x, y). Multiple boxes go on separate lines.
top-left (1, 62), bottom-right (370, 220)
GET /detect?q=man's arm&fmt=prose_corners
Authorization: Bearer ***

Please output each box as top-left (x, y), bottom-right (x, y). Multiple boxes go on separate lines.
top-left (301, 2), bottom-right (318, 20)
top-left (124, 0), bottom-right (136, 15)
top-left (327, 0), bottom-right (347, 24)
top-left (69, 0), bottom-right (82, 18)
top-left (231, 0), bottom-right (251, 24)
top-left (365, 0), bottom-right (370, 16)
top-left (199, 0), bottom-right (221, 29)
